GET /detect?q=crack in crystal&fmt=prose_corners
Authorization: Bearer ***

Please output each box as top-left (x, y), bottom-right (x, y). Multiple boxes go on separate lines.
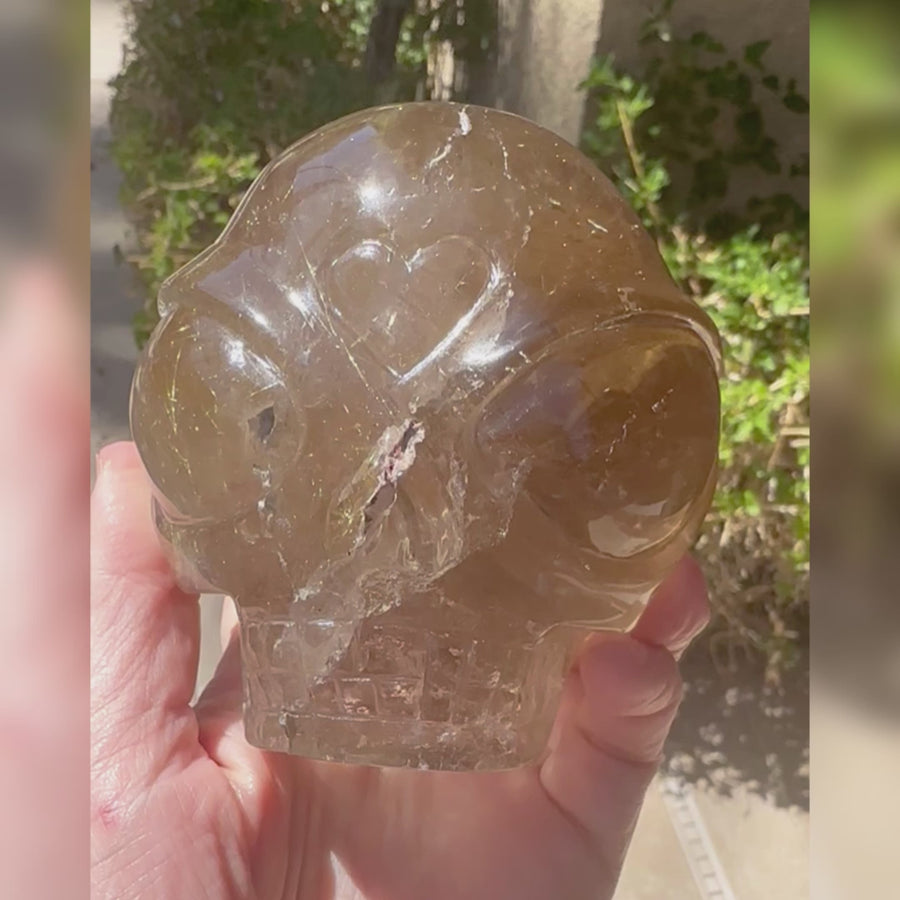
top-left (361, 419), bottom-right (425, 539)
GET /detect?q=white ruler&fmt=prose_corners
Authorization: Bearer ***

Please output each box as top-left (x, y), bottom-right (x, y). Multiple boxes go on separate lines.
top-left (659, 776), bottom-right (739, 900)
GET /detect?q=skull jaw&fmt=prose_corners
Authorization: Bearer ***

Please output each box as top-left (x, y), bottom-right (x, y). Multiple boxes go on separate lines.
top-left (244, 700), bottom-right (555, 771)
top-left (236, 576), bottom-right (646, 771)
top-left (231, 463), bottom-right (679, 772)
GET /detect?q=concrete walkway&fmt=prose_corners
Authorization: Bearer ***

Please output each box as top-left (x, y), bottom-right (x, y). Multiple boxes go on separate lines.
top-left (90, 3), bottom-right (809, 898)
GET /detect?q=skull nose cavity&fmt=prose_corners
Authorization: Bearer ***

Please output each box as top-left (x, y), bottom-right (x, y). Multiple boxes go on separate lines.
top-left (361, 420), bottom-right (425, 540)
top-left (249, 405), bottom-right (276, 444)
top-left (326, 419), bottom-right (426, 557)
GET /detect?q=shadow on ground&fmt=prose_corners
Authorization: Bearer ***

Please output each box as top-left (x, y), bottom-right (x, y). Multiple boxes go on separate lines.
top-left (664, 641), bottom-right (809, 811)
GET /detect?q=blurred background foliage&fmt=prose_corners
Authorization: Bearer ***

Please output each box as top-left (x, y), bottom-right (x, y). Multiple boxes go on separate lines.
top-left (811, 1), bottom-right (900, 715)
top-left (109, 0), bottom-right (809, 681)
top-left (813, 4), bottom-right (900, 458)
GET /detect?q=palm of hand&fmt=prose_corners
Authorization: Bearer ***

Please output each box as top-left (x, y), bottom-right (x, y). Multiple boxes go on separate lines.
top-left (91, 444), bottom-right (707, 900)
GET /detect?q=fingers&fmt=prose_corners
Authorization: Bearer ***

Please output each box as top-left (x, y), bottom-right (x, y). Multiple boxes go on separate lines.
top-left (631, 555), bottom-right (710, 658)
top-left (194, 596), bottom-right (244, 774)
top-left (195, 627), bottom-right (288, 813)
top-left (197, 599), bottom-right (273, 786)
top-left (91, 442), bottom-right (201, 776)
top-left (562, 634), bottom-right (683, 765)
top-left (539, 557), bottom-right (707, 868)
top-left (540, 635), bottom-right (682, 855)
top-left (195, 636), bottom-right (244, 764)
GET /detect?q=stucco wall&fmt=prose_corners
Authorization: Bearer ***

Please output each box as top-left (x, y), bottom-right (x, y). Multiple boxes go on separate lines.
top-left (595, 0), bottom-right (809, 209)
top-left (479, 0), bottom-right (808, 211)
top-left (488, 0), bottom-right (605, 145)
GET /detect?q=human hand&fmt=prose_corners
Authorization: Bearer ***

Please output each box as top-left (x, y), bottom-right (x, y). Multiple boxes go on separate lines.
top-left (91, 444), bottom-right (708, 900)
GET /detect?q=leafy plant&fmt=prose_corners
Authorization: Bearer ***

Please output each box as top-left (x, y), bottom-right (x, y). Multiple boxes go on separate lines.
top-left (582, 5), bottom-right (809, 680)
top-left (110, 0), bottom-right (495, 345)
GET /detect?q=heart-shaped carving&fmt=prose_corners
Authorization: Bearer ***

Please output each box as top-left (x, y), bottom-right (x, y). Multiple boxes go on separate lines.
top-left (326, 236), bottom-right (495, 381)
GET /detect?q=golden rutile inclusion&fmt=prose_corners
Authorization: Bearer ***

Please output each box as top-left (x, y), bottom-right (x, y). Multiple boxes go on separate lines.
top-left (130, 102), bottom-right (721, 770)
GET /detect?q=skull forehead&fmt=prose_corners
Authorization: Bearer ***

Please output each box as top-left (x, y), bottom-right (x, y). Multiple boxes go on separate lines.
top-left (215, 103), bottom-right (672, 306)
top-left (164, 104), bottom-right (701, 409)
top-left (163, 104), bottom-right (708, 403)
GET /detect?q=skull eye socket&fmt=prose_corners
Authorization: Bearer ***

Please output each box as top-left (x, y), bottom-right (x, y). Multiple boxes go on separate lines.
top-left (476, 321), bottom-right (720, 560)
top-left (132, 309), bottom-right (304, 522)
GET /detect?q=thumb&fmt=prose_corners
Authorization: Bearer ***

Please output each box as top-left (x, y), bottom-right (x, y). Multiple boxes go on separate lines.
top-left (91, 442), bottom-right (202, 787)
top-left (539, 633), bottom-right (682, 869)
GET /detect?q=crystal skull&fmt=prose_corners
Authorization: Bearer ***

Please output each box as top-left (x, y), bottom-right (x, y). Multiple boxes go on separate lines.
top-left (130, 102), bottom-right (721, 770)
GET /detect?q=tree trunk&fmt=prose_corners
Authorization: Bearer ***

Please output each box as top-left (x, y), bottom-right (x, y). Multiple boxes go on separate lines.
top-left (365, 0), bottom-right (415, 85)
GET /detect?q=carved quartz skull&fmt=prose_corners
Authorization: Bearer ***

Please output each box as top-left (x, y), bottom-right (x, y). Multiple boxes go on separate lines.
top-left (130, 102), bottom-right (721, 770)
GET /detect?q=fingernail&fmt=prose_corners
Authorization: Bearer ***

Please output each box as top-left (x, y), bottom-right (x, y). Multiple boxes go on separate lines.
top-left (96, 441), bottom-right (141, 476)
